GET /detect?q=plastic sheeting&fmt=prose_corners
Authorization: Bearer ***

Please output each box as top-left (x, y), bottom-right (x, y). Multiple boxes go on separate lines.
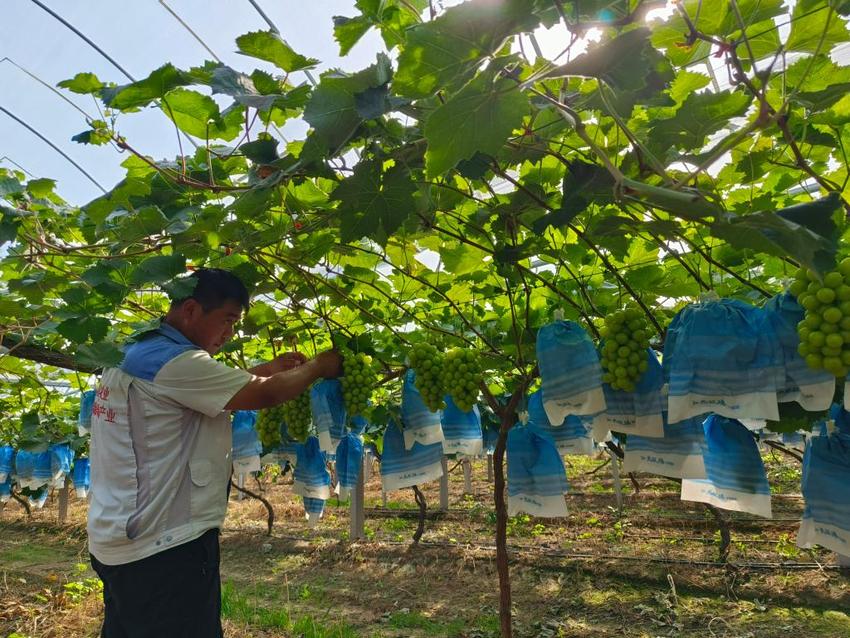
top-left (681, 415), bottom-right (772, 518)
top-left (622, 414), bottom-right (707, 479)
top-left (0, 474), bottom-right (11, 503)
top-left (232, 410), bottom-right (261, 474)
top-left (527, 390), bottom-right (594, 456)
top-left (665, 300), bottom-right (782, 424)
top-left (0, 445), bottom-right (14, 483)
top-left (507, 424), bottom-right (569, 518)
top-left (15, 449), bottom-right (52, 490)
top-left (537, 320), bottom-right (606, 425)
top-left (594, 348), bottom-right (665, 440)
top-left (49, 443), bottom-right (74, 488)
top-left (441, 396), bottom-right (483, 457)
top-left (381, 419), bottom-right (443, 491)
top-left (293, 436), bottom-right (331, 526)
top-left (311, 379), bottom-right (347, 454)
top-left (401, 370), bottom-right (444, 449)
top-left (797, 429), bottom-right (850, 555)
top-left (335, 432), bottom-right (363, 500)
top-left (765, 293), bottom-right (835, 411)
top-left (78, 389), bottom-right (96, 436)
top-left (73, 457), bottom-right (90, 498)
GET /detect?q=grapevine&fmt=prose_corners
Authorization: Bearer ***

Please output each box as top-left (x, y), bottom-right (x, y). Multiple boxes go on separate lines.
top-left (409, 343), bottom-right (446, 412)
top-left (443, 347), bottom-right (482, 412)
top-left (256, 405), bottom-right (285, 449)
top-left (280, 391), bottom-right (312, 442)
top-left (791, 259), bottom-right (850, 377)
top-left (599, 307), bottom-right (651, 392)
top-left (340, 351), bottom-right (377, 418)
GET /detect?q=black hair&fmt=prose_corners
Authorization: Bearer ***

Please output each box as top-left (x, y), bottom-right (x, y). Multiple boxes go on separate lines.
top-left (170, 268), bottom-right (250, 312)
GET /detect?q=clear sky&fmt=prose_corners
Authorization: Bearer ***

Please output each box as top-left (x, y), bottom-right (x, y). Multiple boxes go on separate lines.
top-left (0, 1), bottom-right (388, 204)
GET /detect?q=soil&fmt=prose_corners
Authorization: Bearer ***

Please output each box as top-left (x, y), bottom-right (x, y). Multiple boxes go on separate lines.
top-left (1, 453), bottom-right (848, 637)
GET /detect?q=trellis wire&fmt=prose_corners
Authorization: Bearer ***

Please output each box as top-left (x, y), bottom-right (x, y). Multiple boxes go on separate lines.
top-left (0, 104), bottom-right (107, 193)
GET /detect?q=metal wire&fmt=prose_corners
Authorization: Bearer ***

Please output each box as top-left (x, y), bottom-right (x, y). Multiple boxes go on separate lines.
top-left (0, 104), bottom-right (106, 192)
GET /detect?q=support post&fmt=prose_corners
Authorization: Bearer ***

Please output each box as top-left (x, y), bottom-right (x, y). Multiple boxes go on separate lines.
top-left (237, 473), bottom-right (245, 501)
top-left (363, 449), bottom-right (372, 482)
top-left (463, 458), bottom-right (473, 494)
top-left (487, 454), bottom-right (494, 482)
top-left (350, 458), bottom-right (366, 540)
top-left (439, 455), bottom-right (449, 511)
top-left (607, 447), bottom-right (623, 512)
top-left (58, 475), bottom-right (70, 523)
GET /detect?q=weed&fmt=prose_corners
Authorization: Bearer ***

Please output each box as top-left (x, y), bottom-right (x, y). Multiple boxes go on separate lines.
top-left (221, 581), bottom-right (355, 637)
top-left (506, 514), bottom-right (532, 537)
top-left (603, 520), bottom-right (630, 544)
top-left (776, 533), bottom-right (801, 559)
top-left (386, 610), bottom-right (466, 636)
top-left (383, 517), bottom-right (411, 532)
top-left (63, 577), bottom-right (102, 604)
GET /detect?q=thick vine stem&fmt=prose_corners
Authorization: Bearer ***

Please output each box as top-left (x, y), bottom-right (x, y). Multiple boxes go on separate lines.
top-left (9, 488), bottom-right (32, 518)
top-left (491, 370), bottom-right (538, 638)
top-left (411, 486), bottom-right (427, 544)
top-left (230, 478), bottom-right (275, 535)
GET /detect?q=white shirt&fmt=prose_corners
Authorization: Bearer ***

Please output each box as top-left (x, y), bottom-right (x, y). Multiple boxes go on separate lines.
top-left (87, 323), bottom-right (252, 565)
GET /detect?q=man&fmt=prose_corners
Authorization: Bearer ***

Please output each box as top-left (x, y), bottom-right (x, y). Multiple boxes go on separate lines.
top-left (87, 268), bottom-right (342, 637)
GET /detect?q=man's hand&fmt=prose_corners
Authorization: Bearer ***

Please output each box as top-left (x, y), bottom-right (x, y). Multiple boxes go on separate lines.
top-left (248, 351), bottom-right (307, 377)
top-left (227, 349), bottom-right (346, 410)
top-left (273, 351), bottom-right (308, 372)
top-left (314, 350), bottom-right (343, 379)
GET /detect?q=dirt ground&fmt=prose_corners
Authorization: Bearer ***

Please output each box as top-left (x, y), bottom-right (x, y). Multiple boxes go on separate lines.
top-left (1, 453), bottom-right (849, 638)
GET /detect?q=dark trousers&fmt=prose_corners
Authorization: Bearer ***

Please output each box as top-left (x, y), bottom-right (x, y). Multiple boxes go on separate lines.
top-left (90, 528), bottom-right (223, 638)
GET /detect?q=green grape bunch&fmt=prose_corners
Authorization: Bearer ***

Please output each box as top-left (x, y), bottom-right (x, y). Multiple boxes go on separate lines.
top-left (790, 259), bottom-right (850, 378)
top-left (409, 343), bottom-right (446, 412)
top-left (598, 307), bottom-right (651, 393)
top-left (256, 405), bottom-right (285, 449)
top-left (340, 351), bottom-right (377, 417)
top-left (443, 347), bottom-right (482, 413)
top-left (281, 391), bottom-right (312, 442)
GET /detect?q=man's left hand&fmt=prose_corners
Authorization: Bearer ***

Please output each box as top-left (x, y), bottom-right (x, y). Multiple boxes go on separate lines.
top-left (272, 351), bottom-right (308, 373)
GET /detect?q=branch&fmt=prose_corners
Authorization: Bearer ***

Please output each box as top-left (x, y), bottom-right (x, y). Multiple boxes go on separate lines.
top-left (763, 439), bottom-right (803, 463)
top-left (1, 334), bottom-right (101, 374)
top-left (411, 485), bottom-right (427, 544)
top-left (230, 478), bottom-right (275, 535)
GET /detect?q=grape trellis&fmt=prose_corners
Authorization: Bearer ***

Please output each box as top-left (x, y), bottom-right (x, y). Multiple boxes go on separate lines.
top-left (2, 0), bottom-right (850, 635)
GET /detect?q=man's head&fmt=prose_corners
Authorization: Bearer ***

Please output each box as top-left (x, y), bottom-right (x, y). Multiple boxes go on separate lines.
top-left (164, 268), bottom-right (250, 355)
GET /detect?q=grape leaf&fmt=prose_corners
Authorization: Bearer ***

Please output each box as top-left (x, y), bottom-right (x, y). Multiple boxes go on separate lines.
top-left (101, 64), bottom-right (193, 110)
top-left (75, 341), bottom-right (124, 369)
top-left (235, 31), bottom-right (318, 73)
top-left (130, 254), bottom-right (187, 285)
top-left (332, 160), bottom-right (416, 243)
top-left (424, 71), bottom-right (529, 178)
top-left (394, 0), bottom-right (539, 98)
top-left (57, 72), bottom-right (104, 95)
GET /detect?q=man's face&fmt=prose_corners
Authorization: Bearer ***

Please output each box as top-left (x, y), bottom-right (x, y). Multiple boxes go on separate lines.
top-left (183, 299), bottom-right (243, 355)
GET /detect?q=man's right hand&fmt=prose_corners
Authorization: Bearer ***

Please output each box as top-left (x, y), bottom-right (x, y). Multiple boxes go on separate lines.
top-left (314, 350), bottom-right (343, 379)
top-left (226, 349), bottom-right (345, 411)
